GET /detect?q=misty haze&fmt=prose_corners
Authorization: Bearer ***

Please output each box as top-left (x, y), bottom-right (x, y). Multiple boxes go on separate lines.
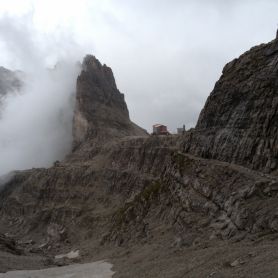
top-left (0, 0), bottom-right (278, 277)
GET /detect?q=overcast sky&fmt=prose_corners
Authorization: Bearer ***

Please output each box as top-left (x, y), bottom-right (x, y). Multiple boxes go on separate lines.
top-left (0, 0), bottom-right (277, 132)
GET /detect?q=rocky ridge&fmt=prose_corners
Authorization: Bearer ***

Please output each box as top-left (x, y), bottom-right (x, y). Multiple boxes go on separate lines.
top-left (182, 37), bottom-right (278, 173)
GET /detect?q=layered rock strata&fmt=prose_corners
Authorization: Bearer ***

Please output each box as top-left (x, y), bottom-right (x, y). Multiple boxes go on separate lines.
top-left (183, 37), bottom-right (278, 173)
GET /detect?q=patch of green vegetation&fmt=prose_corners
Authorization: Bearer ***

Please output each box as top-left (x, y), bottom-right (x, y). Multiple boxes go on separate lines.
top-left (113, 202), bottom-right (133, 227)
top-left (112, 180), bottom-right (164, 227)
top-left (172, 152), bottom-right (185, 176)
top-left (140, 180), bottom-right (162, 201)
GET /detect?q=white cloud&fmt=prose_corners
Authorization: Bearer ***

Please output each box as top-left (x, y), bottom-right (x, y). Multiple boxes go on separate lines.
top-left (0, 15), bottom-right (81, 176)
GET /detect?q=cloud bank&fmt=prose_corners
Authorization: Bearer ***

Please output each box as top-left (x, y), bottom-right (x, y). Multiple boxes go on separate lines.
top-left (0, 16), bottom-right (81, 176)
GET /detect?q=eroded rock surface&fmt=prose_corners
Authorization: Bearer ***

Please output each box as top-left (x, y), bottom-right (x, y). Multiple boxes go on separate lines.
top-left (0, 234), bottom-right (21, 255)
top-left (73, 55), bottom-right (147, 149)
top-left (183, 37), bottom-right (278, 173)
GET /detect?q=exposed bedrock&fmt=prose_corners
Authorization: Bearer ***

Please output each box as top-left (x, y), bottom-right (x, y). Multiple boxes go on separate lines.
top-left (72, 55), bottom-right (147, 149)
top-left (183, 37), bottom-right (278, 173)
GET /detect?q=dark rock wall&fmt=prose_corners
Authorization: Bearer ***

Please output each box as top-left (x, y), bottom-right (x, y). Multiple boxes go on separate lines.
top-left (73, 55), bottom-right (147, 148)
top-left (183, 39), bottom-right (278, 173)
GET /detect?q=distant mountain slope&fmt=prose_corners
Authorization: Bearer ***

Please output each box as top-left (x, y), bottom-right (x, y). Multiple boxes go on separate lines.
top-left (0, 67), bottom-right (21, 104)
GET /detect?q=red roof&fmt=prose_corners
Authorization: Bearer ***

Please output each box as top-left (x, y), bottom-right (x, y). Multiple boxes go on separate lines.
top-left (153, 124), bottom-right (166, 127)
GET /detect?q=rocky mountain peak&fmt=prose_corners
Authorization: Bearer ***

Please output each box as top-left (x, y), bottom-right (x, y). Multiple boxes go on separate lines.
top-left (82, 55), bottom-right (117, 90)
top-left (72, 55), bottom-right (147, 148)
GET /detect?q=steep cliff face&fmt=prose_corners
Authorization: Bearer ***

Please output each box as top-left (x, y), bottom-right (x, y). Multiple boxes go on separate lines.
top-left (73, 55), bottom-right (147, 148)
top-left (183, 38), bottom-right (278, 173)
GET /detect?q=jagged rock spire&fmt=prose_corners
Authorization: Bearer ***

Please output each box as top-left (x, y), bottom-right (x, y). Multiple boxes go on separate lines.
top-left (72, 55), bottom-right (147, 148)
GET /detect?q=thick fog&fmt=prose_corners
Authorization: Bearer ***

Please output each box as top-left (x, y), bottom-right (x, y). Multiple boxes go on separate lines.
top-left (0, 16), bottom-right (81, 176)
top-left (0, 0), bottom-right (277, 175)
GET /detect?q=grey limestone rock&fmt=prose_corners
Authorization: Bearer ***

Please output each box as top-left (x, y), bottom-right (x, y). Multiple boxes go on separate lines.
top-left (72, 55), bottom-right (147, 149)
top-left (182, 37), bottom-right (278, 173)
